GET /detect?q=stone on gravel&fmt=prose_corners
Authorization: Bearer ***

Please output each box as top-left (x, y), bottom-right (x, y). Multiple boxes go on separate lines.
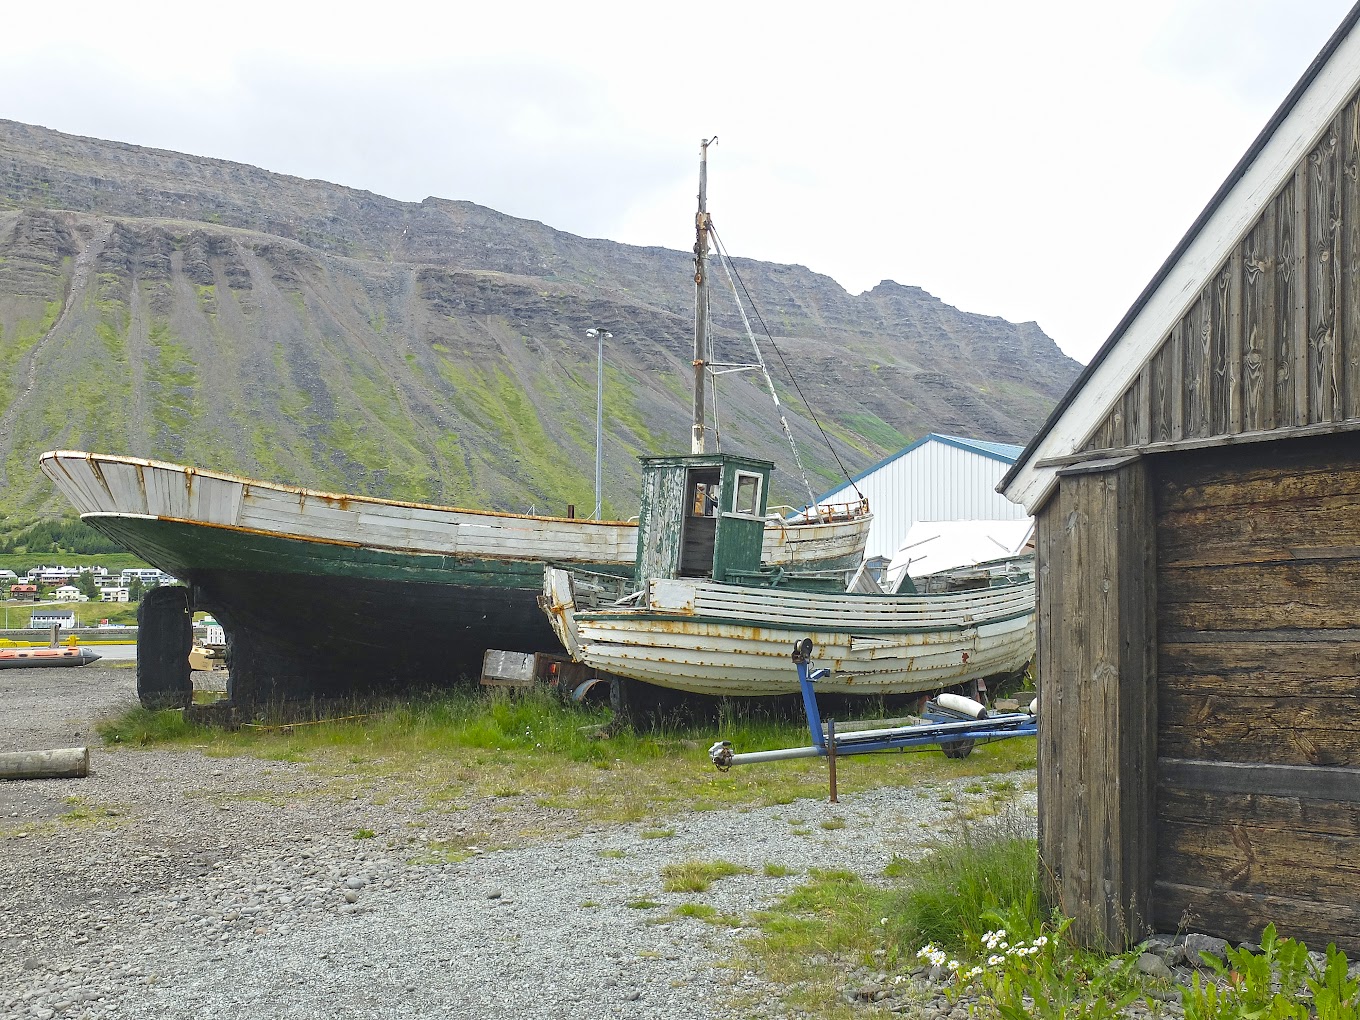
top-left (1183, 934), bottom-right (1229, 966)
top-left (1136, 953), bottom-right (1174, 981)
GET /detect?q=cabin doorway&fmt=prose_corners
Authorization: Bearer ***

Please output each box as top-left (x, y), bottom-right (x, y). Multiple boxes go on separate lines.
top-left (679, 467), bottom-right (721, 577)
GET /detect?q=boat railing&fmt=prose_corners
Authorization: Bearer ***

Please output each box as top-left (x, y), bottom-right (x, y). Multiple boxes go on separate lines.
top-left (772, 497), bottom-right (871, 525)
top-left (564, 568), bottom-right (641, 610)
top-left (911, 554), bottom-right (1035, 594)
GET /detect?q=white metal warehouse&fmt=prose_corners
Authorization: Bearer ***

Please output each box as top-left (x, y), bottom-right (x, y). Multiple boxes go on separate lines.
top-left (815, 433), bottom-right (1028, 562)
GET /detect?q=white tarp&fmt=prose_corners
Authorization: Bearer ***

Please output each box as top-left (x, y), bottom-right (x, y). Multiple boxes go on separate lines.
top-left (881, 518), bottom-right (1035, 594)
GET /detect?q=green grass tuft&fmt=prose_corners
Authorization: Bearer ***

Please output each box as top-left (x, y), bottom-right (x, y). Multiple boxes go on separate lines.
top-left (660, 858), bottom-right (753, 893)
top-left (97, 708), bottom-right (207, 746)
top-left (879, 814), bottom-right (1039, 955)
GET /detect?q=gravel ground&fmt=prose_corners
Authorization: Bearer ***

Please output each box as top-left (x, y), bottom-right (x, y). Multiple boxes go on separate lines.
top-left (0, 666), bottom-right (1036, 1020)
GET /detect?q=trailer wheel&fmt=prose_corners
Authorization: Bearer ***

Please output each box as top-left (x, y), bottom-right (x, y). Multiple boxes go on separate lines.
top-left (941, 738), bottom-right (975, 759)
top-left (137, 585), bottom-right (193, 710)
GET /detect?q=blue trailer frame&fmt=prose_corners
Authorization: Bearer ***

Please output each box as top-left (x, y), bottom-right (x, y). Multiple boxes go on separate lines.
top-left (709, 638), bottom-right (1036, 771)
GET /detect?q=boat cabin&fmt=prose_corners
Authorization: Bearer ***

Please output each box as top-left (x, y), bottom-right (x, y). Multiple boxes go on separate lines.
top-left (635, 454), bottom-right (772, 585)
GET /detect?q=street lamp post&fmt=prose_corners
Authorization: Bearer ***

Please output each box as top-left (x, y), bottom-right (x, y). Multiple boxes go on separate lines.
top-left (586, 328), bottom-right (612, 520)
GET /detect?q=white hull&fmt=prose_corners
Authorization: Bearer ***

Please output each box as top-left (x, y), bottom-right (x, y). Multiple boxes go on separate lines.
top-left (759, 505), bottom-right (872, 572)
top-left (543, 567), bottom-right (1036, 697)
top-left (39, 452), bottom-right (869, 570)
top-left (40, 451), bottom-right (638, 564)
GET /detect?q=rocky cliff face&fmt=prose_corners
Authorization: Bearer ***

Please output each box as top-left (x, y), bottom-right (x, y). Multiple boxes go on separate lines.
top-left (0, 118), bottom-right (1079, 523)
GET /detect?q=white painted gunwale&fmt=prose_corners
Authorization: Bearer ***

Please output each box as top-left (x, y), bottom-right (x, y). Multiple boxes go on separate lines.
top-left (582, 577), bottom-right (1035, 630)
top-left (41, 451), bottom-right (638, 563)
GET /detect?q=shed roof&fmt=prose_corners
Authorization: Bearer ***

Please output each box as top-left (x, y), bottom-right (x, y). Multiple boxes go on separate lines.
top-left (1001, 2), bottom-right (1360, 514)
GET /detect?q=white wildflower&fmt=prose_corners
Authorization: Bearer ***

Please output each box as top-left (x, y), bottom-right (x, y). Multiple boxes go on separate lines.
top-left (988, 955), bottom-right (1004, 966)
top-left (1035, 935), bottom-right (1048, 947)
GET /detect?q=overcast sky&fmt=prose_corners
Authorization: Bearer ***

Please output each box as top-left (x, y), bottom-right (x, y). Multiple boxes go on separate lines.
top-left (5, 0), bottom-right (1355, 364)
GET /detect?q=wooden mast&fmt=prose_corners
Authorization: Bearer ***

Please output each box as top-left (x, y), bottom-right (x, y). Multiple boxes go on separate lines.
top-left (692, 138), bottom-right (714, 454)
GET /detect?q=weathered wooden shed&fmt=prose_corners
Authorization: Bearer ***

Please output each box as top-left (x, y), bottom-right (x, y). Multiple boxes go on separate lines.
top-left (1001, 6), bottom-right (1360, 954)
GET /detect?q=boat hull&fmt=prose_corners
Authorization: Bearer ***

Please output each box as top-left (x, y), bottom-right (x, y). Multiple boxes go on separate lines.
top-left (544, 568), bottom-right (1035, 698)
top-left (83, 514), bottom-right (592, 699)
top-left (39, 451), bottom-right (639, 701)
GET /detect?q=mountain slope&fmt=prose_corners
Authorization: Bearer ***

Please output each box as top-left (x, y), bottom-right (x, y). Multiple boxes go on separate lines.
top-left (0, 119), bottom-right (1080, 527)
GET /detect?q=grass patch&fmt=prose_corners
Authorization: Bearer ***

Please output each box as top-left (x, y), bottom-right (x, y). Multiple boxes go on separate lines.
top-left (763, 862), bottom-right (798, 878)
top-left (98, 707), bottom-right (208, 745)
top-left (353, 828), bottom-right (376, 840)
top-left (671, 902), bottom-right (745, 926)
top-left (880, 815), bottom-right (1039, 955)
top-left (58, 796), bottom-right (125, 828)
top-left (819, 817), bottom-right (847, 831)
top-left (406, 837), bottom-right (490, 865)
top-left (660, 858), bottom-right (753, 893)
top-left (598, 848), bottom-right (627, 859)
top-left (744, 814), bottom-right (1042, 1015)
top-left (95, 689), bottom-right (1036, 828)
top-left (672, 901), bottom-right (717, 919)
top-left (626, 899), bottom-right (662, 910)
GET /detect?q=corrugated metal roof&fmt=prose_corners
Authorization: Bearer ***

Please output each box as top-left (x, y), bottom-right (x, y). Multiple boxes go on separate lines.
top-left (820, 433), bottom-right (1023, 499)
top-left (935, 434), bottom-right (1025, 463)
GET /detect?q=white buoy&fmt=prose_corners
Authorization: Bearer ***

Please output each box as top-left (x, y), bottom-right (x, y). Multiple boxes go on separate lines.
top-left (935, 692), bottom-right (988, 719)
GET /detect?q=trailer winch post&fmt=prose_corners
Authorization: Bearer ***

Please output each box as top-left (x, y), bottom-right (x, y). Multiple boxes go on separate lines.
top-left (792, 639), bottom-right (825, 751)
top-left (793, 638), bottom-right (840, 802)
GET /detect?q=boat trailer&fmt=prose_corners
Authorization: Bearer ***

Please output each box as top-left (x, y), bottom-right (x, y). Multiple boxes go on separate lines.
top-left (708, 638), bottom-right (1036, 797)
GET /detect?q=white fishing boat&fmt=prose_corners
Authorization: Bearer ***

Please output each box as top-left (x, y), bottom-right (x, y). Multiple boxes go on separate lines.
top-left (543, 562), bottom-right (1034, 698)
top-left (541, 454), bottom-right (1034, 707)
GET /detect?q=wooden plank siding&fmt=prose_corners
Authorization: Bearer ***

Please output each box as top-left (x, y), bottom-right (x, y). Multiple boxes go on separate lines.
top-left (1151, 435), bottom-right (1360, 953)
top-left (1035, 458), bottom-right (1156, 950)
top-left (1081, 88), bottom-right (1360, 456)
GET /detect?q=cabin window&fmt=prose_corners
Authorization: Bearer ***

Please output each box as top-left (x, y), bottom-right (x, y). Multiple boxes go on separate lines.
top-left (733, 472), bottom-right (762, 516)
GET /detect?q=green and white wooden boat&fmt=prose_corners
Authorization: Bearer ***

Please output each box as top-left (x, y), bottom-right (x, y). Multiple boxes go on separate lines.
top-left (39, 450), bottom-right (870, 703)
top-left (542, 452), bottom-right (1035, 709)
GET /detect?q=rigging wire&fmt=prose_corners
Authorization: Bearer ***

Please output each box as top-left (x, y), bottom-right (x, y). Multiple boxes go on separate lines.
top-left (710, 233), bottom-right (819, 511)
top-left (708, 223), bottom-right (865, 507)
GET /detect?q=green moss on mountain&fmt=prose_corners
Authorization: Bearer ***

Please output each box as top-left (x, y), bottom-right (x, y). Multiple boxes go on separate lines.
top-left (0, 120), bottom-right (1082, 523)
